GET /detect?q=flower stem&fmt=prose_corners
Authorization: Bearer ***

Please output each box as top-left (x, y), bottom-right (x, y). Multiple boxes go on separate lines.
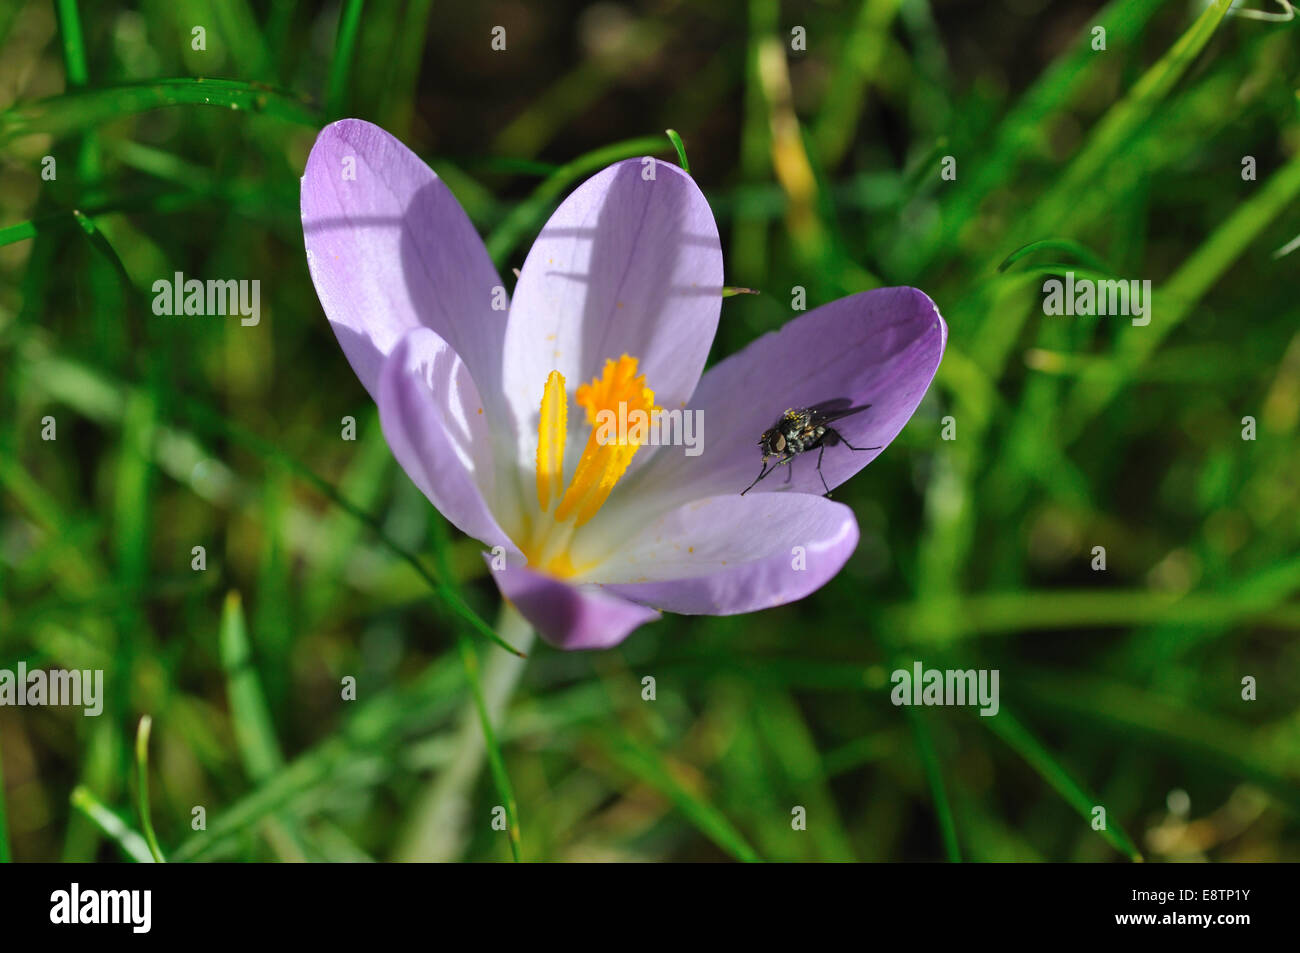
top-left (393, 604), bottom-right (534, 861)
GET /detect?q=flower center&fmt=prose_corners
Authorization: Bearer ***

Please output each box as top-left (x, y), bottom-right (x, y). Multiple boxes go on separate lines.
top-left (525, 354), bottom-right (658, 575)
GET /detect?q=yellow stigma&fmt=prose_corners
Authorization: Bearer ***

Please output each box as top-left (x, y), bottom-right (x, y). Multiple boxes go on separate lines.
top-left (527, 354), bottom-right (659, 574)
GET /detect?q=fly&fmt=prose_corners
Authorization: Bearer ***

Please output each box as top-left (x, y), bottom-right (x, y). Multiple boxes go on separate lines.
top-left (740, 399), bottom-right (880, 497)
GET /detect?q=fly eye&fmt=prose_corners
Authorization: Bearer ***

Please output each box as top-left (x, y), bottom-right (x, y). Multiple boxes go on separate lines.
top-left (773, 434), bottom-right (786, 452)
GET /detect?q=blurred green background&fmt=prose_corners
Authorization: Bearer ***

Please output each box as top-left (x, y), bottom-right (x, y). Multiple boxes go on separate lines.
top-left (1, 0), bottom-right (1298, 862)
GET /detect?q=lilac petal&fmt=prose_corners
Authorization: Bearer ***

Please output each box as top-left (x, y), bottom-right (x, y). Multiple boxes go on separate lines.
top-left (591, 493), bottom-right (859, 615)
top-left (378, 328), bottom-right (516, 550)
top-left (614, 287), bottom-right (945, 516)
top-left (490, 560), bottom-right (661, 650)
top-left (301, 119), bottom-right (507, 408)
top-left (501, 158), bottom-right (723, 469)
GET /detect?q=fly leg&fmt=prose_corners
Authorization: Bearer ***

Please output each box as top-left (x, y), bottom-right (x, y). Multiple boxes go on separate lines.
top-left (818, 429), bottom-right (882, 496)
top-left (826, 426), bottom-right (881, 453)
top-left (741, 458), bottom-right (775, 495)
top-left (816, 443), bottom-right (831, 496)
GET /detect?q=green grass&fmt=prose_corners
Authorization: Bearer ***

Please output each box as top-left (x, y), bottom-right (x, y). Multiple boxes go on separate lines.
top-left (0, 0), bottom-right (1297, 863)
top-left (325, 0), bottom-right (366, 121)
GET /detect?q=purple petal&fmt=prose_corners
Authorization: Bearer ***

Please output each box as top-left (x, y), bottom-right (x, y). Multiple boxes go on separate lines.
top-left (501, 158), bottom-right (723, 469)
top-left (591, 493), bottom-right (859, 615)
top-left (490, 560), bottom-right (661, 650)
top-left (617, 287), bottom-right (945, 513)
top-left (378, 328), bottom-right (516, 550)
top-left (301, 119), bottom-right (507, 408)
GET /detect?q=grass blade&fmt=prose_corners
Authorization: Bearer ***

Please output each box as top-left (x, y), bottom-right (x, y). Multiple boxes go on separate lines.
top-left (0, 78), bottom-right (318, 143)
top-left (219, 592), bottom-right (285, 781)
top-left (1020, 0), bottom-right (1233, 242)
top-left (53, 0), bottom-right (88, 87)
top-left (1024, 673), bottom-right (1300, 815)
top-left (0, 733), bottom-right (10, 862)
top-left (0, 221), bottom-right (37, 247)
top-left (417, 515), bottom-right (523, 862)
top-left (982, 707), bottom-right (1142, 861)
top-left (457, 634), bottom-right (521, 861)
top-left (665, 128), bottom-right (690, 171)
top-left (134, 716), bottom-right (166, 862)
top-left (811, 0), bottom-right (901, 167)
top-left (904, 705), bottom-right (961, 861)
top-left (326, 0), bottom-right (366, 119)
top-left (751, 690), bottom-right (856, 860)
top-left (914, 0), bottom-right (1165, 271)
top-left (1064, 150), bottom-right (1300, 438)
top-left (997, 238), bottom-right (1112, 274)
top-left (394, 605), bottom-right (534, 861)
top-left (71, 786), bottom-right (154, 863)
top-left (601, 732), bottom-right (763, 863)
top-left (885, 585), bottom-right (1300, 641)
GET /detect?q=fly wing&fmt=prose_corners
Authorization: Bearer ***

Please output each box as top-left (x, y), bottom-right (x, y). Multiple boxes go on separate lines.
top-left (807, 398), bottom-right (872, 425)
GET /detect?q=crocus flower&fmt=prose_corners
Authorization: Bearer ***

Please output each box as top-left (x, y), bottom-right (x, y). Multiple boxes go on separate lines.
top-left (301, 119), bottom-right (946, 650)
